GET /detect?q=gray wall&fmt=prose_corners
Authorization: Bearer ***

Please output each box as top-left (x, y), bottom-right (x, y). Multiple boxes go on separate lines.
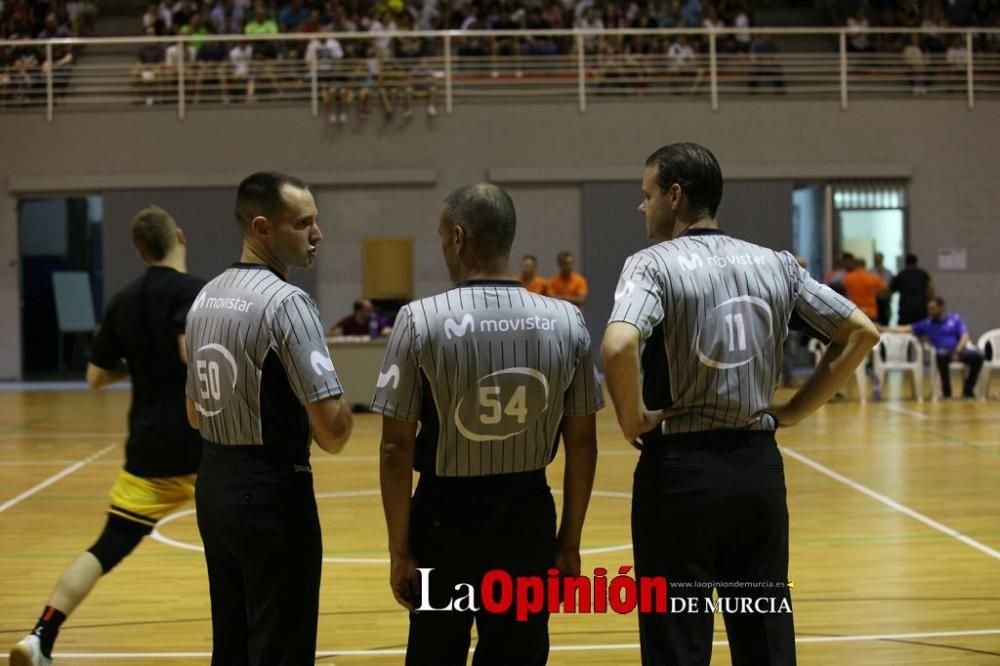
top-left (580, 180), bottom-right (795, 360)
top-left (103, 188), bottom-right (314, 304)
top-left (3, 99), bottom-right (1000, 378)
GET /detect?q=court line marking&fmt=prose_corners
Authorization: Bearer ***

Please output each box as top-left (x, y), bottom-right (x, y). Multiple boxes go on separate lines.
top-left (149, 489), bottom-right (636, 562)
top-left (0, 443), bottom-right (117, 515)
top-left (51, 628), bottom-right (1000, 658)
top-left (884, 404), bottom-right (930, 420)
top-left (782, 447), bottom-right (1000, 561)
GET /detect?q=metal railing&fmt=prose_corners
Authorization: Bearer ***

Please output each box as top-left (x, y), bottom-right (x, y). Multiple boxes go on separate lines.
top-left (1, 27), bottom-right (999, 121)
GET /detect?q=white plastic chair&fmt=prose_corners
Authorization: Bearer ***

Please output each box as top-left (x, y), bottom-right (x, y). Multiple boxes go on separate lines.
top-left (873, 333), bottom-right (923, 402)
top-left (925, 342), bottom-right (971, 401)
top-left (976, 328), bottom-right (1000, 400)
top-left (807, 338), bottom-right (867, 403)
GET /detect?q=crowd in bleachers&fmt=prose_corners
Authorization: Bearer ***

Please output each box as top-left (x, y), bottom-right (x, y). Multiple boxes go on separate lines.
top-left (3, 0), bottom-right (998, 109)
top-left (829, 0), bottom-right (999, 54)
top-left (1, 0), bottom-right (96, 100)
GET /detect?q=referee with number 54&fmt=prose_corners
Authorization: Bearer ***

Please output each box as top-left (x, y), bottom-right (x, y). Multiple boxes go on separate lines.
top-left (374, 183), bottom-right (604, 665)
top-left (601, 144), bottom-right (880, 666)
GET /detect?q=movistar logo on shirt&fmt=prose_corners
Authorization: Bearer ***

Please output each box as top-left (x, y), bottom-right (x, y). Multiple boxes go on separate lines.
top-left (193, 291), bottom-right (255, 313)
top-left (310, 350), bottom-right (335, 376)
top-left (444, 314), bottom-right (557, 339)
top-left (677, 252), bottom-right (769, 272)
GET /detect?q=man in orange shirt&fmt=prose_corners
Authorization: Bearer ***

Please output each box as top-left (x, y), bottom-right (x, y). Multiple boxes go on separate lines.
top-left (517, 254), bottom-right (548, 294)
top-left (546, 251), bottom-right (588, 307)
top-left (842, 256), bottom-right (886, 320)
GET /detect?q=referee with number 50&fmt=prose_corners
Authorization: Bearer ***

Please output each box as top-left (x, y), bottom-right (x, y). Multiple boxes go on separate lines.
top-left (601, 144), bottom-right (880, 666)
top-left (185, 172), bottom-right (353, 665)
top-left (374, 183), bottom-right (603, 665)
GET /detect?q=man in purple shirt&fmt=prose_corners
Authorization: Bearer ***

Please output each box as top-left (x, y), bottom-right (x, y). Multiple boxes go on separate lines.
top-left (892, 297), bottom-right (984, 398)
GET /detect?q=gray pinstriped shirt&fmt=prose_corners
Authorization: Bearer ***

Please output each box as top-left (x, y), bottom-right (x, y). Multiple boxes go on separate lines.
top-left (185, 263), bottom-right (342, 448)
top-left (609, 230), bottom-right (856, 435)
top-left (372, 280), bottom-right (604, 477)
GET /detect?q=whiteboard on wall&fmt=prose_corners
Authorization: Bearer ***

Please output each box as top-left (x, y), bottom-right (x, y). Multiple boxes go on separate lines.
top-left (52, 271), bottom-right (97, 333)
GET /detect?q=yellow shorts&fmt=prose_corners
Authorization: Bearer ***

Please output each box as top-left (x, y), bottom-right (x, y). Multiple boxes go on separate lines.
top-left (107, 469), bottom-right (196, 528)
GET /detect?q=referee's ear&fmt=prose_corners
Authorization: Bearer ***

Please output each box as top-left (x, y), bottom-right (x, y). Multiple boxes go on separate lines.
top-left (250, 215), bottom-right (273, 239)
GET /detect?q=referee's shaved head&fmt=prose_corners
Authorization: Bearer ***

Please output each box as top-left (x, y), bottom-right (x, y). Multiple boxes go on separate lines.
top-left (441, 183), bottom-right (517, 262)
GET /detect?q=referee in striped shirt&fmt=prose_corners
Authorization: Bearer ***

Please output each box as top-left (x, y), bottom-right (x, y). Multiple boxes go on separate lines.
top-left (185, 172), bottom-right (353, 665)
top-left (374, 183), bottom-right (603, 665)
top-left (601, 144), bottom-right (880, 666)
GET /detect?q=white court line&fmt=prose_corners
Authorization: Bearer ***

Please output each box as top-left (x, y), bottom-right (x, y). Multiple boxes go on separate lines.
top-left (782, 447), bottom-right (1000, 561)
top-left (51, 628), bottom-right (1000, 659)
top-left (0, 443), bottom-right (117, 514)
top-left (885, 404), bottom-right (931, 420)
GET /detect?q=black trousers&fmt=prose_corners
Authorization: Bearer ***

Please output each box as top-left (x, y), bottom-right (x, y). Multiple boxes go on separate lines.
top-left (406, 471), bottom-right (556, 666)
top-left (195, 443), bottom-right (322, 666)
top-left (632, 431), bottom-right (796, 666)
top-left (934, 348), bottom-right (984, 398)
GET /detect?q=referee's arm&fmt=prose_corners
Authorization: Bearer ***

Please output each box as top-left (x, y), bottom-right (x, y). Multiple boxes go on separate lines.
top-left (764, 308), bottom-right (880, 427)
top-left (601, 322), bottom-right (685, 443)
top-left (556, 414), bottom-right (597, 577)
top-left (307, 397), bottom-right (353, 454)
top-left (379, 416), bottom-right (419, 611)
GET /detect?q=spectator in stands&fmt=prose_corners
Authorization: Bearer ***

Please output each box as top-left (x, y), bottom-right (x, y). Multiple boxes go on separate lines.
top-left (945, 35), bottom-right (968, 80)
top-left (870, 251), bottom-right (894, 325)
top-left (731, 0), bottom-right (752, 53)
top-left (666, 34), bottom-right (703, 92)
top-left (304, 32), bottom-right (348, 123)
top-left (546, 250), bottom-right (588, 306)
top-left (330, 299), bottom-right (392, 337)
top-left (575, 6), bottom-right (603, 55)
top-left (522, 7), bottom-right (557, 56)
top-left (921, 3), bottom-right (948, 56)
top-left (517, 254), bottom-right (548, 294)
top-left (490, 4), bottom-right (522, 77)
top-left (244, 3), bottom-right (279, 53)
top-left (194, 38), bottom-right (230, 104)
top-left (891, 253), bottom-right (934, 325)
top-left (903, 33), bottom-right (928, 94)
top-left (888, 297), bottom-right (984, 399)
top-left (749, 33), bottom-right (784, 93)
top-left (143, 1), bottom-right (172, 34)
top-left (680, 0), bottom-right (702, 26)
top-left (209, 0), bottom-right (244, 34)
top-left (179, 12), bottom-right (210, 53)
top-left (846, 7), bottom-right (875, 53)
top-left (244, 3), bottom-right (281, 94)
top-left (229, 41), bottom-right (255, 99)
top-left (163, 25), bottom-right (196, 93)
top-left (350, 41), bottom-right (377, 120)
top-left (38, 12), bottom-right (75, 83)
top-left (279, 0), bottom-right (310, 31)
top-left (394, 14), bottom-right (437, 116)
top-left (132, 25), bottom-right (166, 105)
top-left (171, 0), bottom-right (197, 29)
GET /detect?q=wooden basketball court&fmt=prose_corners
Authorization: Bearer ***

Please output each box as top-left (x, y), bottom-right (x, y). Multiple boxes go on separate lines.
top-left (0, 386), bottom-right (997, 664)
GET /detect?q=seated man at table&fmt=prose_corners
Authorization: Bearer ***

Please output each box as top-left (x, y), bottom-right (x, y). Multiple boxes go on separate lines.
top-left (330, 299), bottom-right (392, 337)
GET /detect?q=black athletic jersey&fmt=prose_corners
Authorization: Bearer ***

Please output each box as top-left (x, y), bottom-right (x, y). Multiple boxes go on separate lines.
top-left (890, 267), bottom-right (932, 324)
top-left (371, 279), bottom-right (604, 478)
top-left (89, 266), bottom-right (206, 478)
top-left (185, 264), bottom-right (343, 467)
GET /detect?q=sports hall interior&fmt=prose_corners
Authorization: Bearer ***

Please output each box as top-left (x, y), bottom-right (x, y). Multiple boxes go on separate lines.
top-left (1, 8), bottom-right (999, 663)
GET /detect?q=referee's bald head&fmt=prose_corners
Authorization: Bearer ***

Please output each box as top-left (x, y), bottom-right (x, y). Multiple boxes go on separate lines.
top-left (440, 183), bottom-right (517, 275)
